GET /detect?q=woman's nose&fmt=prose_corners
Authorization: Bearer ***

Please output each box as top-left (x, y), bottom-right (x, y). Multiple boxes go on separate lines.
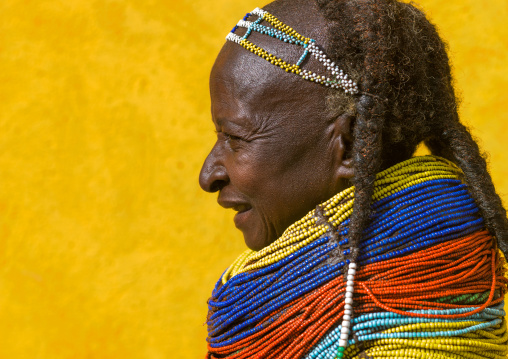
top-left (199, 143), bottom-right (229, 193)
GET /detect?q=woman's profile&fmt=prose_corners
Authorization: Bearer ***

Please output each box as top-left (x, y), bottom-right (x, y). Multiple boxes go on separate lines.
top-left (199, 0), bottom-right (508, 357)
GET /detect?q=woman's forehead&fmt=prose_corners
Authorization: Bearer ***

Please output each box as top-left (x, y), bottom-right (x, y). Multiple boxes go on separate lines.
top-left (210, 50), bottom-right (332, 138)
top-left (211, 42), bottom-right (330, 107)
top-left (211, 38), bottom-right (298, 92)
top-left (210, 0), bottom-right (334, 98)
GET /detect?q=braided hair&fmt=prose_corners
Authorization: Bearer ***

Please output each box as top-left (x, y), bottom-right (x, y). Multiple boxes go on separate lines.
top-left (313, 0), bottom-right (508, 258)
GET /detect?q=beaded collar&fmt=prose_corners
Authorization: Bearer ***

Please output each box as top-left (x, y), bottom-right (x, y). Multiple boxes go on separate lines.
top-left (206, 156), bottom-right (507, 359)
top-left (226, 8), bottom-right (359, 95)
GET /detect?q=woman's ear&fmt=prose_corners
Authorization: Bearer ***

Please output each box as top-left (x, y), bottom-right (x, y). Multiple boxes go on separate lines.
top-left (332, 113), bottom-right (355, 182)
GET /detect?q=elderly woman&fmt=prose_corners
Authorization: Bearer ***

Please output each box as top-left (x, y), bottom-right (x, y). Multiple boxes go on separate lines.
top-left (199, 0), bottom-right (508, 358)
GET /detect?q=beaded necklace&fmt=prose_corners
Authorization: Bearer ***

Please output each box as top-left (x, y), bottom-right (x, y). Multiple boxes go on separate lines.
top-left (206, 156), bottom-right (508, 359)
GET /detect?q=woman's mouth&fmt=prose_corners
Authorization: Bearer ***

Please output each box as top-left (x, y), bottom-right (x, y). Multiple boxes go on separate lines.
top-left (233, 205), bottom-right (252, 228)
top-left (233, 204), bottom-right (251, 213)
top-left (217, 196), bottom-right (253, 228)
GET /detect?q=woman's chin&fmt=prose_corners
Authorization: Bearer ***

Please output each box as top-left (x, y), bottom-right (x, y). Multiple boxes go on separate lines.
top-left (241, 227), bottom-right (273, 251)
top-left (234, 210), bottom-right (279, 251)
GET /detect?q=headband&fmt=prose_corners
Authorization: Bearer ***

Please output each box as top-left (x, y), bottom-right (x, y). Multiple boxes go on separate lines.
top-left (226, 8), bottom-right (359, 95)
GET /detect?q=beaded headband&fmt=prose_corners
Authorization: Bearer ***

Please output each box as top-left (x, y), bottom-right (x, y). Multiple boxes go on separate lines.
top-left (226, 7), bottom-right (359, 95)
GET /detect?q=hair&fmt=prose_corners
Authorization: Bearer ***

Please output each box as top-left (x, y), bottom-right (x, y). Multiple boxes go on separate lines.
top-left (312, 0), bottom-right (508, 258)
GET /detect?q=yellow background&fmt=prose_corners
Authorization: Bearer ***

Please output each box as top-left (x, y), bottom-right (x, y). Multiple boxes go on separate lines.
top-left (0, 0), bottom-right (507, 358)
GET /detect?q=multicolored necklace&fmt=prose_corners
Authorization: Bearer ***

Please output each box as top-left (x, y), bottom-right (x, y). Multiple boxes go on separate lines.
top-left (206, 156), bottom-right (508, 359)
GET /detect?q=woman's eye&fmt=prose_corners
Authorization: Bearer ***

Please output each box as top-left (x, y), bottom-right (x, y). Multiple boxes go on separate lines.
top-left (215, 130), bottom-right (246, 149)
top-left (225, 133), bottom-right (242, 142)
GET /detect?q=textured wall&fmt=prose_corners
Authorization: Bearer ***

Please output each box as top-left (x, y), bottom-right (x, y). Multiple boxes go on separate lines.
top-left (0, 0), bottom-right (506, 358)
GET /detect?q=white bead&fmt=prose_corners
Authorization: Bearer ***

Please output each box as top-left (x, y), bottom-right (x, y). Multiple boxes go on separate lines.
top-left (349, 262), bottom-right (356, 269)
top-left (342, 321), bottom-right (351, 329)
top-left (345, 297), bottom-right (353, 305)
top-left (347, 275), bottom-right (354, 281)
top-left (345, 292), bottom-right (353, 299)
top-left (339, 339), bottom-right (347, 347)
top-left (343, 314), bottom-right (351, 321)
top-left (345, 309), bottom-right (352, 315)
top-left (340, 333), bottom-right (349, 340)
top-left (252, 7), bottom-right (266, 16)
top-left (348, 268), bottom-right (356, 276)
top-left (238, 20), bottom-right (251, 27)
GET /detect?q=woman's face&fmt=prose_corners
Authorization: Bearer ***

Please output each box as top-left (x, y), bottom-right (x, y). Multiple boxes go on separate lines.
top-left (199, 46), bottom-right (350, 250)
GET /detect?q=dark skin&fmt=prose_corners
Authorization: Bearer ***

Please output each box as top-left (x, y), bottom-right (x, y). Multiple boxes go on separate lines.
top-left (199, 0), bottom-right (354, 250)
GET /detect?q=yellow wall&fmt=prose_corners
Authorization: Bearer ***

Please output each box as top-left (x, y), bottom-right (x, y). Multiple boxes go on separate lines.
top-left (0, 1), bottom-right (506, 358)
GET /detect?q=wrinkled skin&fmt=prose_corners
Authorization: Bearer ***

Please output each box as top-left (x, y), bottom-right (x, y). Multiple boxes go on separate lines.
top-left (199, 0), bottom-right (354, 250)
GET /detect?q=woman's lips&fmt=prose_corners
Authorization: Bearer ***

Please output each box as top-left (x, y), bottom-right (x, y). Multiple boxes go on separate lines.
top-left (232, 204), bottom-right (251, 213)
top-left (233, 205), bottom-right (252, 228)
top-left (217, 196), bottom-right (252, 228)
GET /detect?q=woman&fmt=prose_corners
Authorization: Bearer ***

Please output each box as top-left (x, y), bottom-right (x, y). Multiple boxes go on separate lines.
top-left (199, 0), bottom-right (508, 357)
